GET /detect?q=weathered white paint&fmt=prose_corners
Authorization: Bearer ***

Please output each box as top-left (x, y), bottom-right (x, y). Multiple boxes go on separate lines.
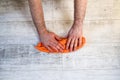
top-left (0, 0), bottom-right (120, 80)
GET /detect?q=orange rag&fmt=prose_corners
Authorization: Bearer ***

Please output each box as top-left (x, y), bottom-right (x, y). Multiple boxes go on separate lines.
top-left (35, 36), bottom-right (86, 53)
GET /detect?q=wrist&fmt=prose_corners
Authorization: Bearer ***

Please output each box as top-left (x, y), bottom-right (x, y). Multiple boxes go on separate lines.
top-left (73, 19), bottom-right (83, 28)
top-left (38, 25), bottom-right (48, 35)
top-left (74, 19), bottom-right (83, 25)
top-left (39, 28), bottom-right (47, 34)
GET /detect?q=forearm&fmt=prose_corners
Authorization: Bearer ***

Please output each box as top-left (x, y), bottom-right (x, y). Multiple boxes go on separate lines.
top-left (28, 0), bottom-right (46, 34)
top-left (74, 0), bottom-right (87, 24)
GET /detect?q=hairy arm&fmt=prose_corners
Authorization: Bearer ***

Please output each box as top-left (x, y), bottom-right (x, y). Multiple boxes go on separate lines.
top-left (66, 0), bottom-right (87, 51)
top-left (28, 0), bottom-right (64, 52)
top-left (74, 0), bottom-right (87, 24)
top-left (28, 0), bottom-right (46, 34)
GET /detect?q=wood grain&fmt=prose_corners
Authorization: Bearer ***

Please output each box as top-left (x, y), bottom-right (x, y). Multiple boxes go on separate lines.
top-left (0, 0), bottom-right (120, 80)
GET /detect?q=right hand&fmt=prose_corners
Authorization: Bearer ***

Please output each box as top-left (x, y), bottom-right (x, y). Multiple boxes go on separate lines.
top-left (39, 30), bottom-right (64, 52)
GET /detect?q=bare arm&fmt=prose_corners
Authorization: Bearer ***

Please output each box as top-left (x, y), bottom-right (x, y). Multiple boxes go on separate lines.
top-left (66, 0), bottom-right (87, 51)
top-left (28, 0), bottom-right (46, 34)
top-left (74, 0), bottom-right (87, 24)
top-left (28, 0), bottom-right (64, 52)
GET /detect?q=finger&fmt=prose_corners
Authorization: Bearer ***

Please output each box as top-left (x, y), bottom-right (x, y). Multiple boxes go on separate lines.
top-left (73, 38), bottom-right (78, 51)
top-left (46, 46), bottom-right (53, 52)
top-left (56, 42), bottom-right (64, 50)
top-left (53, 41), bottom-right (64, 52)
top-left (56, 45), bottom-right (63, 52)
top-left (78, 37), bottom-right (82, 46)
top-left (66, 37), bottom-right (72, 49)
top-left (49, 42), bottom-right (59, 52)
top-left (70, 38), bottom-right (75, 52)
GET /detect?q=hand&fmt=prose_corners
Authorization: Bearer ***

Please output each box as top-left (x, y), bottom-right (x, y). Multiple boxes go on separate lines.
top-left (66, 22), bottom-right (82, 51)
top-left (39, 30), bottom-right (64, 52)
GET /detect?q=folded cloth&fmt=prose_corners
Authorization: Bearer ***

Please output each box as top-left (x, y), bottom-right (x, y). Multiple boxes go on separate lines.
top-left (35, 36), bottom-right (86, 53)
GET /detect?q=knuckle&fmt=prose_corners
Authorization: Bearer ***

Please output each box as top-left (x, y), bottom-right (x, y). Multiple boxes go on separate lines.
top-left (56, 45), bottom-right (60, 49)
top-left (70, 44), bottom-right (73, 48)
top-left (66, 43), bottom-right (69, 47)
top-left (75, 44), bottom-right (77, 47)
top-left (71, 41), bottom-right (74, 44)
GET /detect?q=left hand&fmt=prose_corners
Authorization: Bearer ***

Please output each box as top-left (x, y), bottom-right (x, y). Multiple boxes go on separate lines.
top-left (66, 21), bottom-right (83, 51)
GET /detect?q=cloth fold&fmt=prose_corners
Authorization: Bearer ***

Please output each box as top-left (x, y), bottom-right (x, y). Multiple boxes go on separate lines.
top-left (35, 36), bottom-right (86, 53)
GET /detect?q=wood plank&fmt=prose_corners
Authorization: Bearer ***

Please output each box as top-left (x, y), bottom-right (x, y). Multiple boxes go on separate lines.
top-left (0, 0), bottom-right (120, 80)
top-left (0, 20), bottom-right (120, 44)
top-left (0, 70), bottom-right (120, 80)
top-left (0, 44), bottom-right (120, 70)
top-left (0, 0), bottom-right (120, 22)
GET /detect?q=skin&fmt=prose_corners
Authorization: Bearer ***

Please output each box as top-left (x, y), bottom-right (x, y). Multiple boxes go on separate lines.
top-left (66, 0), bottom-right (87, 51)
top-left (28, 0), bottom-right (87, 52)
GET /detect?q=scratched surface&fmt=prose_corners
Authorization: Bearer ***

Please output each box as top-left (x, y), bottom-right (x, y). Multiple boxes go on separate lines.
top-left (0, 0), bottom-right (120, 80)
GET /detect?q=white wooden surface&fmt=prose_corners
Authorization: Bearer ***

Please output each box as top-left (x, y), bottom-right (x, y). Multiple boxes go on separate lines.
top-left (0, 0), bottom-right (120, 80)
